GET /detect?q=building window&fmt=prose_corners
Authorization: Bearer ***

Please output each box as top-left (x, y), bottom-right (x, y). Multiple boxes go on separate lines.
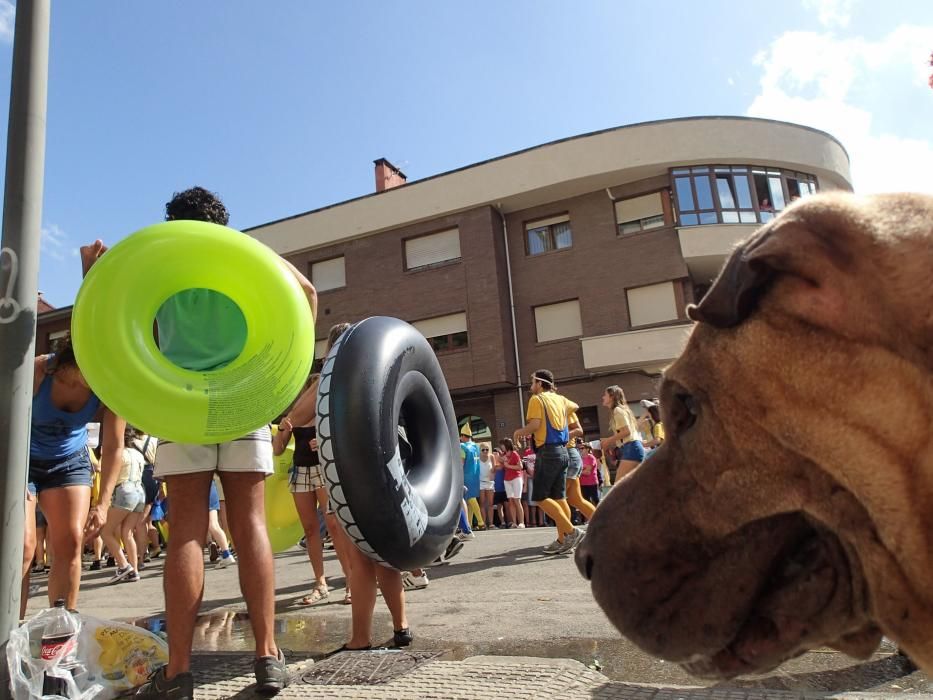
top-left (673, 165), bottom-right (818, 226)
top-left (48, 329), bottom-right (68, 351)
top-left (310, 256), bottom-right (346, 293)
top-left (405, 229), bottom-right (461, 270)
top-left (412, 312), bottom-right (468, 354)
top-left (626, 281), bottom-right (679, 327)
top-left (534, 299), bottom-right (582, 342)
top-left (614, 193), bottom-right (666, 235)
top-left (311, 337), bottom-right (329, 373)
top-left (525, 215), bottom-right (572, 255)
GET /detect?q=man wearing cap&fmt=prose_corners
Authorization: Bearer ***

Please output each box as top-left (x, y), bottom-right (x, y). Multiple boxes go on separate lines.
top-left (513, 369), bottom-right (584, 555)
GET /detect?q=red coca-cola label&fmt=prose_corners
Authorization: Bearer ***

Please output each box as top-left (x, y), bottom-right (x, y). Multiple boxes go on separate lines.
top-left (40, 635), bottom-right (75, 661)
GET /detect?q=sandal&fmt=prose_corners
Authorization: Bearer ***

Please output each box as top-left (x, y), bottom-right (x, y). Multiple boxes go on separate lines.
top-left (341, 591), bottom-right (352, 605)
top-left (299, 583), bottom-right (329, 606)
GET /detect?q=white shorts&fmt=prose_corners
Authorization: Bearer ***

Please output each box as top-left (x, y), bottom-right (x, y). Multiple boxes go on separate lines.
top-left (504, 478), bottom-right (523, 499)
top-left (480, 481), bottom-right (494, 491)
top-left (154, 427), bottom-right (273, 478)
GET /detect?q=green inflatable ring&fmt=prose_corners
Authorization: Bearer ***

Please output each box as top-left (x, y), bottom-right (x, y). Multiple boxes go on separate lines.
top-left (72, 220), bottom-right (315, 444)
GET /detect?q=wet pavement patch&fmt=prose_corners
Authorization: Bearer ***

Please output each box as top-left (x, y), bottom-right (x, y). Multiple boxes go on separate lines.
top-left (299, 649), bottom-right (446, 686)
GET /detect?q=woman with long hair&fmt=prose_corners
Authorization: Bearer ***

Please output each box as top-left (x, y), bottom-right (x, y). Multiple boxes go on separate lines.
top-left (23, 335), bottom-right (125, 613)
top-left (600, 385), bottom-right (645, 484)
top-left (277, 324), bottom-right (353, 605)
top-left (99, 425), bottom-right (148, 584)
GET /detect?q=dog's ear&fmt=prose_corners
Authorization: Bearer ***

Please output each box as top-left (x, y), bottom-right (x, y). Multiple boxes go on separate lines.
top-left (688, 201), bottom-right (855, 329)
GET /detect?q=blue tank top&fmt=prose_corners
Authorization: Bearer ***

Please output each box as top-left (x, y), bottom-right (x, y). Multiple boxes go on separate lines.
top-left (31, 358), bottom-right (101, 460)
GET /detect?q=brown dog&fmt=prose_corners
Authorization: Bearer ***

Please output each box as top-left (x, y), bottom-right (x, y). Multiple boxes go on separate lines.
top-left (576, 192), bottom-right (933, 678)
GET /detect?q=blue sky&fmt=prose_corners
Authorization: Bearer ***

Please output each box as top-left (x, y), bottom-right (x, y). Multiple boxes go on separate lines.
top-left (0, 0), bottom-right (930, 306)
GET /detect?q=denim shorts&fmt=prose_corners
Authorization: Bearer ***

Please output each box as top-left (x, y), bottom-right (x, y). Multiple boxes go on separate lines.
top-left (112, 482), bottom-right (146, 513)
top-left (209, 482), bottom-right (220, 512)
top-left (620, 440), bottom-right (647, 462)
top-left (28, 448), bottom-right (93, 495)
top-left (531, 445), bottom-right (569, 502)
top-left (566, 446), bottom-right (583, 480)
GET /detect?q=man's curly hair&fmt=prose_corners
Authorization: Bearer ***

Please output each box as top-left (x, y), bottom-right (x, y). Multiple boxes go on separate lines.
top-left (165, 186), bottom-right (229, 225)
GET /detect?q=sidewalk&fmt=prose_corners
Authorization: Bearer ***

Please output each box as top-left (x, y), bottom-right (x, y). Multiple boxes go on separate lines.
top-left (188, 652), bottom-right (932, 700)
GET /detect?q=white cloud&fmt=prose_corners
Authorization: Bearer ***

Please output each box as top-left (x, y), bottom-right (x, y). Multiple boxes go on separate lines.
top-left (0, 1), bottom-right (14, 44)
top-left (801, 0), bottom-right (856, 29)
top-left (747, 25), bottom-right (933, 194)
top-left (41, 223), bottom-right (68, 261)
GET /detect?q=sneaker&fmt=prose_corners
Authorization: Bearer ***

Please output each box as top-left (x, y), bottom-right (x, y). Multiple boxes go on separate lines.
top-left (542, 539), bottom-right (562, 555)
top-left (215, 552), bottom-right (236, 570)
top-left (209, 542), bottom-right (219, 563)
top-left (298, 536), bottom-right (307, 549)
top-left (88, 559), bottom-right (102, 571)
top-left (132, 666), bottom-right (193, 699)
top-left (444, 537), bottom-right (465, 561)
top-left (393, 627), bottom-right (413, 647)
top-left (108, 564), bottom-right (135, 585)
top-left (254, 649), bottom-right (288, 695)
top-left (557, 527), bottom-right (584, 554)
top-left (401, 571), bottom-right (429, 591)
top-left (123, 571), bottom-right (140, 583)
top-left (517, 523), bottom-right (525, 529)
top-left (457, 530), bottom-right (475, 542)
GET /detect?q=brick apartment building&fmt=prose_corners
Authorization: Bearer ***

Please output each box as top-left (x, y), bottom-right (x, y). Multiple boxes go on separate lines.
top-left (36, 116), bottom-right (851, 444)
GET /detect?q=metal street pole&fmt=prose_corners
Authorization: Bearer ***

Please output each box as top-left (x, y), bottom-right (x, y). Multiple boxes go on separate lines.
top-left (0, 0), bottom-right (51, 643)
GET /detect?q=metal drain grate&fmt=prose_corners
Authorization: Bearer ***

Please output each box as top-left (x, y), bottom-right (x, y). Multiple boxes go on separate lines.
top-left (300, 649), bottom-right (445, 686)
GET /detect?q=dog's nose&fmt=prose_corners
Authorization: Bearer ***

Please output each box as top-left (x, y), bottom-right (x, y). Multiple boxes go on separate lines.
top-left (575, 540), bottom-right (594, 581)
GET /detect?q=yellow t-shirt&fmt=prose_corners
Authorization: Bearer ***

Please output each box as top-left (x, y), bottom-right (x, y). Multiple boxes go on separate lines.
top-left (609, 406), bottom-right (640, 446)
top-left (565, 411), bottom-right (580, 448)
top-left (526, 392), bottom-right (579, 447)
top-left (653, 422), bottom-right (665, 442)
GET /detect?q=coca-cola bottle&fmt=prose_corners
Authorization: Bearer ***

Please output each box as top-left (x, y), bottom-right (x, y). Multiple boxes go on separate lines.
top-left (40, 600), bottom-right (79, 697)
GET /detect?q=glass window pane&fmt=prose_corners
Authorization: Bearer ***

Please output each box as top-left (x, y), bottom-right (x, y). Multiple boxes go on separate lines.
top-left (680, 213), bottom-right (698, 226)
top-left (672, 168), bottom-right (689, 174)
top-left (714, 167), bottom-right (730, 173)
top-left (722, 211), bottom-right (740, 223)
top-left (694, 175), bottom-right (714, 210)
top-left (642, 215), bottom-right (665, 229)
top-left (552, 222), bottom-right (573, 249)
top-left (732, 167), bottom-right (747, 173)
top-left (716, 177), bottom-right (736, 209)
top-left (691, 166), bottom-right (709, 173)
top-left (768, 176), bottom-right (786, 210)
top-left (619, 221), bottom-right (642, 235)
top-left (735, 175), bottom-right (753, 209)
top-left (760, 211), bottom-right (774, 223)
top-left (527, 228), bottom-right (549, 255)
top-left (451, 331), bottom-right (468, 349)
top-left (699, 212), bottom-right (718, 224)
top-left (674, 177), bottom-right (695, 211)
top-left (739, 211), bottom-right (758, 223)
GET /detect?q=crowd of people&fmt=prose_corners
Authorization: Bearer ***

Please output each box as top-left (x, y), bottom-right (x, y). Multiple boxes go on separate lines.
top-left (20, 185), bottom-right (665, 699)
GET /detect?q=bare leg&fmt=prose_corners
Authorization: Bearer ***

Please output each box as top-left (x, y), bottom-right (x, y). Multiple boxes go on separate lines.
top-left (292, 489), bottom-right (325, 584)
top-left (34, 526), bottom-right (46, 568)
top-left (374, 565), bottom-right (407, 631)
top-left (21, 495), bottom-right (37, 619)
top-left (39, 485), bottom-right (91, 609)
top-left (120, 511), bottom-right (143, 572)
top-left (207, 510), bottom-right (230, 552)
top-left (101, 507), bottom-right (131, 569)
top-left (133, 504), bottom-right (152, 565)
top-left (218, 500), bottom-right (233, 545)
top-left (324, 511), bottom-right (352, 599)
top-left (162, 472), bottom-right (213, 678)
top-left (219, 471), bottom-right (278, 659)
top-left (614, 459), bottom-right (640, 484)
top-left (346, 546), bottom-right (377, 648)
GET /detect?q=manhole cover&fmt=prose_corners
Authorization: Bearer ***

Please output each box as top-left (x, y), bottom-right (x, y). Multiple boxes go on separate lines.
top-left (300, 649), bottom-right (445, 686)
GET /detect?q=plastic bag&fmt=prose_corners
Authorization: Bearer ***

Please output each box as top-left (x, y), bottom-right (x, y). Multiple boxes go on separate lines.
top-left (6, 607), bottom-right (168, 700)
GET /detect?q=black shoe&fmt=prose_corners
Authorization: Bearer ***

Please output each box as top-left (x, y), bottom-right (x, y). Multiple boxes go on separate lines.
top-left (393, 628), bottom-right (413, 647)
top-left (89, 559), bottom-right (101, 571)
top-left (105, 556), bottom-right (116, 568)
top-left (254, 649), bottom-right (288, 695)
top-left (133, 666), bottom-right (193, 699)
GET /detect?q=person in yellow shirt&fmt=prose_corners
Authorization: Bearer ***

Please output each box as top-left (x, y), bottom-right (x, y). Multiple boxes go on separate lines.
top-left (639, 399), bottom-right (665, 451)
top-left (600, 385), bottom-right (645, 483)
top-left (513, 369), bottom-right (585, 555)
top-left (564, 412), bottom-right (596, 524)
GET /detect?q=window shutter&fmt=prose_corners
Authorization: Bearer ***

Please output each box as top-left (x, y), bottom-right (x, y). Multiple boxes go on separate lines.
top-left (534, 300), bottom-right (582, 342)
top-left (626, 282), bottom-right (678, 327)
top-left (405, 229), bottom-right (461, 269)
top-left (311, 257), bottom-right (346, 292)
top-left (412, 312), bottom-right (467, 339)
top-left (614, 193), bottom-right (663, 223)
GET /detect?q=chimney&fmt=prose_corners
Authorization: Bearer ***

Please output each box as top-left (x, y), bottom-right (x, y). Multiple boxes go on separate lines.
top-left (374, 158), bottom-right (407, 193)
